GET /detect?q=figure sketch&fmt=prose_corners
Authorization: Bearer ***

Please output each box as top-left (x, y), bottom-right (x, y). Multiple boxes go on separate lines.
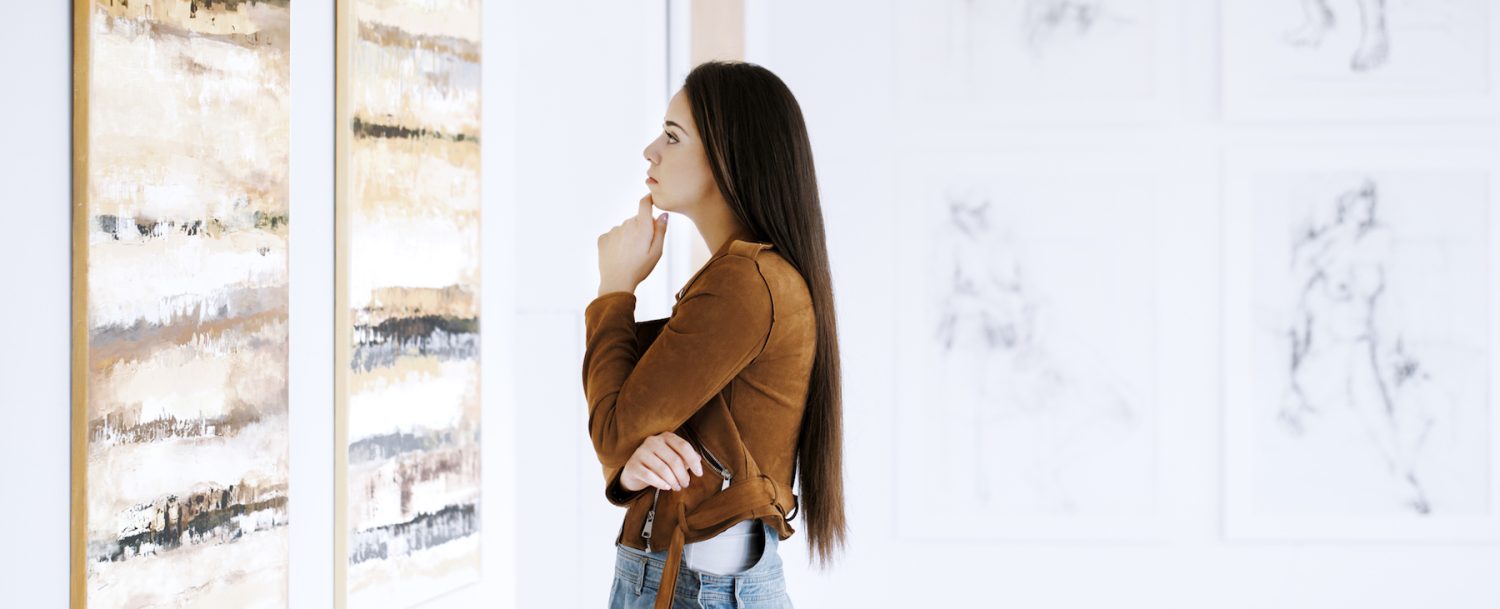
top-left (941, 0), bottom-right (1143, 98)
top-left (1021, 0), bottom-right (1132, 53)
top-left (929, 187), bottom-right (1141, 513)
top-left (1278, 178), bottom-right (1438, 514)
top-left (1284, 0), bottom-right (1390, 71)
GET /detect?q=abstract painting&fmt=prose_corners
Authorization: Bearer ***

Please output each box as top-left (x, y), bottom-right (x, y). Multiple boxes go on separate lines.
top-left (894, 151), bottom-right (1160, 540)
top-left (1222, 0), bottom-right (1500, 120)
top-left (71, 0), bottom-right (292, 607)
top-left (893, 0), bottom-right (1171, 122)
top-left (334, 0), bottom-right (482, 606)
top-left (1224, 148), bottom-right (1500, 540)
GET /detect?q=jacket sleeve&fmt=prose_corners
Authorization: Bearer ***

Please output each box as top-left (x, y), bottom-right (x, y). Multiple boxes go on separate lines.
top-left (582, 257), bottom-right (774, 495)
top-left (600, 317), bottom-right (668, 506)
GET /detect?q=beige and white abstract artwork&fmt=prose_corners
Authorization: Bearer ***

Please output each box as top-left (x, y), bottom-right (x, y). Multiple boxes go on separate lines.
top-left (335, 0), bottom-right (482, 607)
top-left (72, 0), bottom-right (292, 607)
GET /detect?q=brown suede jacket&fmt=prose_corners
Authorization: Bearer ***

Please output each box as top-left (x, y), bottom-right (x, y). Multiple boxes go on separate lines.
top-left (582, 236), bottom-right (815, 607)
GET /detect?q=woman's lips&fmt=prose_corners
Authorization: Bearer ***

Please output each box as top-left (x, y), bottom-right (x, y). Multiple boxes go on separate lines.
top-left (646, 176), bottom-right (658, 185)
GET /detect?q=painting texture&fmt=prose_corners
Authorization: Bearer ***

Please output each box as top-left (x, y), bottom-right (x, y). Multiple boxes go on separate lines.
top-left (336, 0), bottom-right (482, 606)
top-left (73, 0), bottom-right (293, 607)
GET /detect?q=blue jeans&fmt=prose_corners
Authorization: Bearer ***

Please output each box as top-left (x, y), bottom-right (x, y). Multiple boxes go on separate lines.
top-left (608, 521), bottom-right (794, 609)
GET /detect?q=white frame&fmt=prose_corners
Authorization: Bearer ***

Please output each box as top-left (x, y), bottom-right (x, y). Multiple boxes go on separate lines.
top-left (1221, 0), bottom-right (1500, 122)
top-left (892, 137), bottom-right (1172, 542)
top-left (1221, 145), bottom-right (1500, 541)
top-left (891, 0), bottom-right (1181, 125)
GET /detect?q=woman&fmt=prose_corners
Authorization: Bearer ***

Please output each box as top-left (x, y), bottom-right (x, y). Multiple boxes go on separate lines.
top-left (582, 60), bottom-right (846, 609)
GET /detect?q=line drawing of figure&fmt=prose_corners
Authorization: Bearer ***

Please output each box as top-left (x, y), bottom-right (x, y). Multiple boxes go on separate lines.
top-left (1021, 0), bottom-right (1133, 53)
top-left (943, 0), bottom-right (1137, 97)
top-left (1283, 0), bottom-right (1391, 71)
top-left (928, 187), bottom-right (1141, 513)
top-left (930, 189), bottom-right (1033, 506)
top-left (1278, 178), bottom-right (1438, 515)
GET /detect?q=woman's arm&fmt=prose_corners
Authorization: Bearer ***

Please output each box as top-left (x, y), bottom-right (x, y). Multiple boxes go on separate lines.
top-left (582, 256), bottom-right (773, 471)
top-left (599, 316), bottom-right (669, 505)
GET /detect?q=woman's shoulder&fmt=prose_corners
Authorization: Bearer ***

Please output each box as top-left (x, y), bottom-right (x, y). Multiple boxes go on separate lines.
top-left (675, 240), bottom-right (810, 314)
top-left (675, 239), bottom-right (771, 299)
top-left (681, 254), bottom-right (771, 305)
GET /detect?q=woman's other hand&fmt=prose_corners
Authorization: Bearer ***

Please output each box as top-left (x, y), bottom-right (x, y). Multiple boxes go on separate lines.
top-left (620, 431), bottom-right (703, 492)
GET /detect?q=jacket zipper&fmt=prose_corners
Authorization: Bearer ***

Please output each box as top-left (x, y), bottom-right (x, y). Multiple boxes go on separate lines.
top-left (641, 431), bottom-right (736, 550)
top-left (695, 435), bottom-right (733, 490)
top-left (687, 429), bottom-right (738, 489)
top-left (642, 487), bottom-right (659, 552)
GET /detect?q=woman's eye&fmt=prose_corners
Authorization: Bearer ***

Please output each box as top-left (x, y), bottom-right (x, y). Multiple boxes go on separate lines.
top-left (665, 132), bottom-right (677, 144)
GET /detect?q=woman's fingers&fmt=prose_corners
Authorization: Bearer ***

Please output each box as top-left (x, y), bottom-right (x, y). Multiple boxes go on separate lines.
top-left (633, 453), bottom-right (675, 492)
top-left (630, 465), bottom-right (673, 492)
top-left (643, 450), bottom-right (686, 491)
top-left (622, 431), bottom-right (710, 495)
top-left (638, 194), bottom-right (654, 222)
top-left (661, 433), bottom-right (703, 477)
top-left (651, 443), bottom-right (691, 489)
top-left (654, 433), bottom-right (699, 482)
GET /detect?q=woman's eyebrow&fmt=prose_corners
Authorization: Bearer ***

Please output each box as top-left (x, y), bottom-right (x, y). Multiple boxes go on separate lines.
top-left (663, 120), bottom-right (684, 131)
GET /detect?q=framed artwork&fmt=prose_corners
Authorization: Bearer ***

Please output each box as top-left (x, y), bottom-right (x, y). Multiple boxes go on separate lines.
top-left (1222, 0), bottom-right (1500, 121)
top-left (1223, 146), bottom-right (1500, 540)
top-left (334, 0), bottom-right (483, 606)
top-left (70, 0), bottom-right (293, 607)
top-left (892, 0), bottom-right (1178, 124)
top-left (893, 143), bottom-right (1164, 541)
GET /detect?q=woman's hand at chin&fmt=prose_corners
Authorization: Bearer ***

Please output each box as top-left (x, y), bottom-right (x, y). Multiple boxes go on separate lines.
top-left (597, 194), bottom-right (669, 297)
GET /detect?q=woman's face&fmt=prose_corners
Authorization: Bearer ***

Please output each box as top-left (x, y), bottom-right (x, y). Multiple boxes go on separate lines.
top-left (643, 89), bottom-right (718, 214)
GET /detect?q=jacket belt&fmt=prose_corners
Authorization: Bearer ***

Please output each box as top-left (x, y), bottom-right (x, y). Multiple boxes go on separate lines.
top-left (652, 476), bottom-right (798, 609)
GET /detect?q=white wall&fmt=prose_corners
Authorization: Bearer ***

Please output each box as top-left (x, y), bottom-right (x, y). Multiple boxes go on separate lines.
top-left (3, 2), bottom-right (73, 605)
top-left (747, 0), bottom-right (1500, 607)
top-left (10, 1), bottom-right (1500, 608)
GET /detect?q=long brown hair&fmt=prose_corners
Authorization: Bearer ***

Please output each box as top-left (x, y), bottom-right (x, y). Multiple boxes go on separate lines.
top-left (683, 60), bottom-right (846, 569)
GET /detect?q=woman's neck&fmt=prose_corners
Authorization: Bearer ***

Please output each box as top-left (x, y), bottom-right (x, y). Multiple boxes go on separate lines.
top-left (699, 217), bottom-right (755, 256)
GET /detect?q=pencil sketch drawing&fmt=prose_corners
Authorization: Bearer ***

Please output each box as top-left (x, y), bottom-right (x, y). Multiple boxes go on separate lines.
top-left (926, 186), bottom-right (1146, 514)
top-left (1284, 0), bottom-right (1390, 71)
top-left (1245, 170), bottom-right (1491, 525)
